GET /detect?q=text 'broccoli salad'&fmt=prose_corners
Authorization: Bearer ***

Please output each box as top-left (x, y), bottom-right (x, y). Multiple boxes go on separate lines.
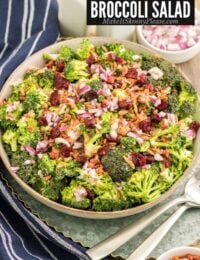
top-left (0, 39), bottom-right (199, 212)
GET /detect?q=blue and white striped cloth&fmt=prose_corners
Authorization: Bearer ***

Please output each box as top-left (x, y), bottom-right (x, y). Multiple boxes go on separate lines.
top-left (0, 1), bottom-right (91, 259)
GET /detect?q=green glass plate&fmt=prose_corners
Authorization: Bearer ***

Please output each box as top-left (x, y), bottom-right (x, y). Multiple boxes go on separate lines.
top-left (1, 163), bottom-right (200, 259)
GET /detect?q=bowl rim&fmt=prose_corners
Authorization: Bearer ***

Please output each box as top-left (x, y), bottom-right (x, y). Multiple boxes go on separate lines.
top-left (136, 25), bottom-right (200, 55)
top-left (0, 36), bottom-right (200, 219)
top-left (157, 246), bottom-right (200, 260)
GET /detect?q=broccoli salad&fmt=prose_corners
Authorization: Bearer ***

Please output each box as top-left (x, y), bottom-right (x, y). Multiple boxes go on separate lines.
top-left (0, 39), bottom-right (199, 212)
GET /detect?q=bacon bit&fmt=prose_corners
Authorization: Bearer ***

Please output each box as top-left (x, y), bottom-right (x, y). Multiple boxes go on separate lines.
top-left (131, 152), bottom-right (155, 167)
top-left (54, 72), bottom-right (69, 89)
top-left (118, 100), bottom-right (132, 110)
top-left (157, 100), bottom-right (168, 111)
top-left (60, 144), bottom-right (71, 157)
top-left (46, 60), bottom-right (54, 69)
top-left (189, 121), bottom-right (200, 133)
top-left (107, 76), bottom-right (115, 84)
top-left (43, 175), bottom-right (52, 181)
top-left (50, 90), bottom-right (60, 106)
top-left (39, 116), bottom-right (48, 126)
top-left (98, 144), bottom-right (110, 158)
top-left (138, 118), bottom-right (152, 133)
top-left (56, 60), bottom-right (65, 72)
top-left (88, 155), bottom-right (101, 168)
top-left (163, 156), bottom-right (171, 168)
top-left (50, 126), bottom-right (60, 138)
top-left (49, 147), bottom-right (60, 159)
top-left (73, 149), bottom-right (87, 164)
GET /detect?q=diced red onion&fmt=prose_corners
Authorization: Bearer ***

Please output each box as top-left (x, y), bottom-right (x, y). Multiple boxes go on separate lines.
top-left (10, 166), bottom-right (19, 173)
top-left (77, 112), bottom-right (92, 118)
top-left (60, 126), bottom-right (68, 132)
top-left (74, 187), bottom-right (88, 202)
top-left (127, 132), bottom-right (144, 144)
top-left (24, 145), bottom-right (36, 157)
top-left (158, 111), bottom-right (166, 118)
top-left (55, 138), bottom-right (70, 147)
top-left (24, 160), bottom-right (35, 165)
top-left (154, 98), bottom-right (162, 107)
top-left (184, 129), bottom-right (196, 139)
top-left (6, 102), bottom-right (20, 113)
top-left (154, 153), bottom-right (163, 161)
top-left (88, 108), bottom-right (103, 117)
top-left (68, 130), bottom-right (79, 141)
top-left (73, 142), bottom-right (83, 149)
top-left (36, 141), bottom-right (48, 152)
top-left (148, 67), bottom-right (163, 80)
top-left (77, 83), bottom-right (91, 96)
top-left (167, 113), bottom-right (177, 125)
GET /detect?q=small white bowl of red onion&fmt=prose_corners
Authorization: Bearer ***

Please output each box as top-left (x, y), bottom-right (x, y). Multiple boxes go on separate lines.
top-left (136, 22), bottom-right (200, 64)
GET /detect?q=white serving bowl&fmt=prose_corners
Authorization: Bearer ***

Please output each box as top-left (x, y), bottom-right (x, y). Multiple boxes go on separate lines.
top-left (158, 246), bottom-right (200, 260)
top-left (136, 25), bottom-right (200, 64)
top-left (1, 37), bottom-right (200, 219)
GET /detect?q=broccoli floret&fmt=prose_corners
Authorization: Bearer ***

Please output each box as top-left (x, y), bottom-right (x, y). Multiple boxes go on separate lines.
top-left (152, 124), bottom-right (179, 140)
top-left (43, 53), bottom-right (59, 61)
top-left (23, 89), bottom-right (48, 117)
top-left (37, 70), bottom-right (54, 89)
top-left (101, 148), bottom-right (134, 182)
top-left (61, 180), bottom-right (91, 209)
top-left (78, 169), bottom-right (114, 196)
top-left (38, 178), bottom-right (65, 201)
top-left (55, 159), bottom-right (81, 180)
top-left (84, 132), bottom-right (102, 158)
top-left (178, 81), bottom-right (197, 118)
top-left (22, 70), bottom-right (39, 90)
top-left (38, 154), bottom-right (56, 176)
top-left (17, 117), bottom-right (41, 146)
top-left (75, 39), bottom-right (94, 60)
top-left (168, 89), bottom-right (179, 113)
top-left (83, 113), bottom-right (114, 158)
top-left (151, 135), bottom-right (187, 149)
top-left (93, 185), bottom-right (131, 211)
top-left (0, 102), bottom-right (23, 129)
top-left (124, 167), bottom-right (166, 203)
top-left (105, 43), bottom-right (134, 61)
top-left (10, 150), bottom-right (38, 184)
top-left (142, 54), bottom-right (183, 87)
top-left (59, 46), bottom-right (74, 61)
top-left (64, 60), bottom-right (89, 82)
top-left (169, 149), bottom-right (193, 172)
top-left (159, 167), bottom-right (182, 186)
top-left (2, 129), bottom-right (18, 152)
top-left (89, 76), bottom-right (102, 91)
top-left (120, 137), bottom-right (136, 152)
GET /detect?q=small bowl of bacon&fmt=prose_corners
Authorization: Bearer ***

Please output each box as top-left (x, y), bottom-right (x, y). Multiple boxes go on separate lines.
top-left (136, 17), bottom-right (200, 64)
top-left (158, 246), bottom-right (200, 260)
